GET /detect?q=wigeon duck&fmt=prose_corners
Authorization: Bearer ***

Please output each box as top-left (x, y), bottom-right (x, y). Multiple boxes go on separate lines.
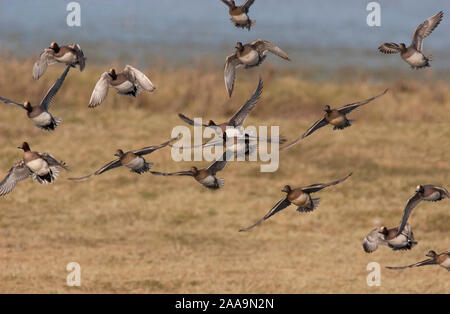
top-left (239, 173), bottom-right (352, 231)
top-left (0, 65), bottom-right (71, 130)
top-left (379, 11), bottom-right (443, 69)
top-left (280, 89), bottom-right (388, 150)
top-left (150, 152), bottom-right (228, 190)
top-left (68, 135), bottom-right (180, 181)
top-left (220, 0), bottom-right (256, 31)
top-left (396, 184), bottom-right (449, 236)
top-left (0, 142), bottom-right (68, 196)
top-left (387, 250), bottom-right (450, 271)
top-left (33, 42), bottom-right (85, 80)
top-left (362, 223), bottom-right (417, 253)
top-left (177, 79), bottom-right (285, 150)
top-left (88, 65), bottom-right (155, 108)
top-left (224, 40), bottom-right (290, 97)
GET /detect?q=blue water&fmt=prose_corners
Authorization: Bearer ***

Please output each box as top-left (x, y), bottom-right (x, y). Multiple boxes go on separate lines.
top-left (0, 0), bottom-right (449, 72)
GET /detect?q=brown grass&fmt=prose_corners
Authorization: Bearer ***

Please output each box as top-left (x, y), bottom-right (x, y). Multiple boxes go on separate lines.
top-left (0, 56), bottom-right (448, 293)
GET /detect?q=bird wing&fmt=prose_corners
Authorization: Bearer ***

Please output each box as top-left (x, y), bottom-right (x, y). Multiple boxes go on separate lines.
top-left (252, 39), bottom-right (290, 60)
top-left (239, 197), bottom-right (291, 232)
top-left (40, 65), bottom-right (71, 111)
top-left (337, 89), bottom-right (388, 115)
top-left (228, 78), bottom-right (263, 127)
top-left (386, 258), bottom-right (437, 270)
top-left (224, 52), bottom-right (242, 98)
top-left (0, 161), bottom-right (32, 196)
top-left (395, 192), bottom-right (423, 237)
top-left (242, 0), bottom-right (255, 11)
top-left (150, 170), bottom-right (194, 177)
top-left (0, 96), bottom-right (27, 110)
top-left (411, 11), bottom-right (443, 52)
top-left (38, 153), bottom-right (69, 170)
top-left (207, 152), bottom-right (228, 175)
top-left (301, 173), bottom-right (352, 194)
top-left (88, 72), bottom-right (111, 108)
top-left (378, 43), bottom-right (402, 54)
top-left (68, 159), bottom-right (121, 181)
top-left (74, 44), bottom-right (86, 71)
top-left (362, 228), bottom-right (386, 253)
top-left (123, 65), bottom-right (155, 91)
top-left (133, 134), bottom-right (181, 156)
top-left (178, 113), bottom-right (210, 127)
top-left (32, 48), bottom-right (57, 80)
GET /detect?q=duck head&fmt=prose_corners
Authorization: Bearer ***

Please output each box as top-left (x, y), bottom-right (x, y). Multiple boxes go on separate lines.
top-left (399, 43), bottom-right (407, 52)
top-left (190, 166), bottom-right (199, 175)
top-left (323, 105), bottom-right (332, 114)
top-left (378, 226), bottom-right (388, 235)
top-left (235, 42), bottom-right (244, 52)
top-left (281, 185), bottom-right (291, 193)
top-left (415, 185), bottom-right (425, 194)
top-left (426, 250), bottom-right (437, 258)
top-left (50, 42), bottom-right (60, 52)
top-left (208, 120), bottom-right (217, 126)
top-left (23, 101), bottom-right (32, 112)
top-left (108, 68), bottom-right (117, 80)
top-left (114, 149), bottom-right (124, 157)
top-left (17, 141), bottom-right (31, 152)
top-left (229, 0), bottom-right (236, 8)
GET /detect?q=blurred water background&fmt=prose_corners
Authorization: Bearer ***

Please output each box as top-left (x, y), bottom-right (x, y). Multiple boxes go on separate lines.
top-left (0, 0), bottom-right (449, 80)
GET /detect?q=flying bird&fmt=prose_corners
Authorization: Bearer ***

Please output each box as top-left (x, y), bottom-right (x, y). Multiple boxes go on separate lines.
top-left (88, 65), bottom-right (155, 108)
top-left (150, 153), bottom-right (228, 190)
top-left (224, 40), bottom-right (290, 97)
top-left (239, 173), bottom-right (352, 231)
top-left (395, 184), bottom-right (449, 237)
top-left (33, 42), bottom-right (85, 80)
top-left (387, 250), bottom-right (450, 271)
top-left (220, 0), bottom-right (256, 31)
top-left (362, 223), bottom-right (417, 253)
top-left (378, 11), bottom-right (443, 69)
top-left (0, 142), bottom-right (68, 196)
top-left (280, 89), bottom-right (388, 151)
top-left (68, 135), bottom-right (180, 181)
top-left (0, 65), bottom-right (71, 130)
top-left (177, 79), bottom-right (285, 150)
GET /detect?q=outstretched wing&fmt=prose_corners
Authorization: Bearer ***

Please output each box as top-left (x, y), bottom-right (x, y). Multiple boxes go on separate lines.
top-left (412, 11), bottom-right (443, 52)
top-left (74, 44), bottom-right (86, 71)
top-left (0, 96), bottom-right (26, 110)
top-left (386, 258), bottom-right (436, 270)
top-left (40, 65), bottom-right (71, 111)
top-left (252, 39), bottom-right (290, 61)
top-left (32, 48), bottom-right (57, 80)
top-left (378, 43), bottom-right (402, 54)
top-left (123, 65), bottom-right (155, 92)
top-left (38, 153), bottom-right (69, 170)
top-left (88, 72), bottom-right (111, 108)
top-left (178, 113), bottom-right (210, 128)
top-left (228, 78), bottom-right (263, 127)
top-left (242, 0), bottom-right (255, 12)
top-left (395, 192), bottom-right (422, 237)
top-left (68, 159), bottom-right (121, 181)
top-left (207, 152), bottom-right (228, 175)
top-left (150, 170), bottom-right (194, 177)
top-left (0, 161), bottom-right (32, 196)
top-left (239, 197), bottom-right (291, 232)
top-left (337, 89), bottom-right (388, 115)
top-left (301, 173), bottom-right (352, 194)
top-left (224, 52), bottom-right (242, 97)
top-left (133, 134), bottom-right (181, 156)
top-left (280, 117), bottom-right (328, 151)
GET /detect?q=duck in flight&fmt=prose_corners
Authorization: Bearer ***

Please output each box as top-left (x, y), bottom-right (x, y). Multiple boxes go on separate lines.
top-left (0, 65), bottom-right (71, 130)
top-left (362, 223), bottom-right (417, 253)
top-left (239, 173), bottom-right (352, 231)
top-left (378, 11), bottom-right (443, 69)
top-left (387, 250), bottom-right (450, 271)
top-left (280, 89), bottom-right (388, 151)
top-left (220, 0), bottom-right (256, 31)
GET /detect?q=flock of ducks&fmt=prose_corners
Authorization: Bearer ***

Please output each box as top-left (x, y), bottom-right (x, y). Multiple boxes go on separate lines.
top-left (0, 2), bottom-right (448, 273)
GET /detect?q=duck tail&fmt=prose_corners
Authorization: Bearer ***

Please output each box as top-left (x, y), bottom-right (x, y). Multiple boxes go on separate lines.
top-left (215, 178), bottom-right (225, 189)
top-left (333, 120), bottom-right (353, 130)
top-left (131, 162), bottom-right (154, 174)
top-left (32, 167), bottom-right (59, 184)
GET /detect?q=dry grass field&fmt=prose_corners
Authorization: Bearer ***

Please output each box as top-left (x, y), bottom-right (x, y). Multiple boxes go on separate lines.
top-left (0, 56), bottom-right (448, 293)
